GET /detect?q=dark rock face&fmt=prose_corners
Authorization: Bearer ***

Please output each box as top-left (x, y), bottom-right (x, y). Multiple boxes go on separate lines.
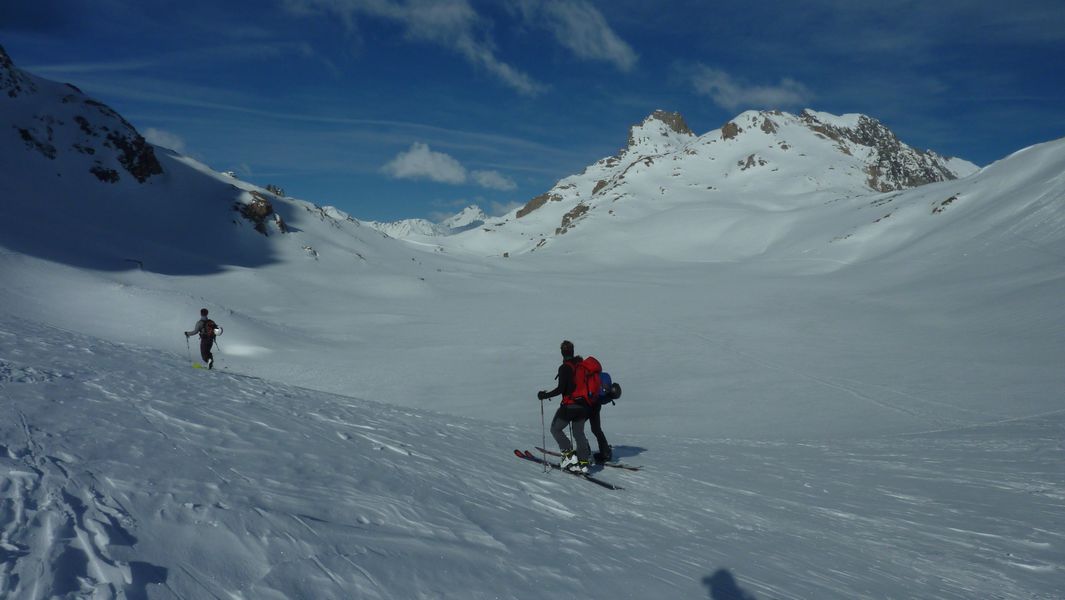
top-left (105, 129), bottom-right (163, 183)
top-left (556, 203), bottom-right (589, 235)
top-left (800, 110), bottom-right (958, 191)
top-left (625, 110), bottom-right (694, 151)
top-left (0, 45), bottom-right (36, 98)
top-left (649, 110), bottom-right (693, 136)
top-left (235, 191), bottom-right (289, 235)
top-left (78, 99), bottom-right (164, 183)
top-left (516, 192), bottom-right (561, 219)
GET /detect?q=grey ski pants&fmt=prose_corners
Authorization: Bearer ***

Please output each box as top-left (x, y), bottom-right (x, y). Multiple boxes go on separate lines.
top-left (550, 403), bottom-right (591, 461)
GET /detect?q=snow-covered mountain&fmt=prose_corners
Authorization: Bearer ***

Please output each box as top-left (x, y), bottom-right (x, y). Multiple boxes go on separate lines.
top-left (2, 45), bottom-right (1064, 599)
top-left (1, 46), bottom-right (163, 187)
top-left (363, 216), bottom-right (450, 238)
top-left (439, 108), bottom-right (981, 257)
top-left (365, 204), bottom-right (489, 239)
top-left (0, 44), bottom-right (431, 277)
top-left (439, 204), bottom-right (488, 232)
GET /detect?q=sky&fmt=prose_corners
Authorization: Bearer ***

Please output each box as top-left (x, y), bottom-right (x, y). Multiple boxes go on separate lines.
top-left (3, 0), bottom-right (1065, 222)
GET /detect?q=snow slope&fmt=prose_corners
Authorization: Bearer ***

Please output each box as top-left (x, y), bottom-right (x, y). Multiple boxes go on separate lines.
top-left (2, 317), bottom-right (1062, 599)
top-left (2, 44), bottom-right (1064, 598)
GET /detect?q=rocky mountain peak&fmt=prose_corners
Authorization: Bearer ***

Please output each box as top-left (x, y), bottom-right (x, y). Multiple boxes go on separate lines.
top-left (646, 110), bottom-right (693, 136)
top-left (2, 46), bottom-right (162, 184)
top-left (441, 205), bottom-right (487, 231)
top-left (624, 109), bottom-right (694, 156)
top-left (1, 44), bottom-right (14, 75)
top-left (1, 44), bottom-right (37, 98)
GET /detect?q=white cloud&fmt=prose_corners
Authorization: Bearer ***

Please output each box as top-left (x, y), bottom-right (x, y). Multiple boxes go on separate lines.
top-left (381, 144), bottom-right (516, 191)
top-left (142, 128), bottom-right (187, 153)
top-left (534, 0), bottom-right (637, 71)
top-left (471, 170), bottom-right (517, 191)
top-left (382, 142), bottom-right (467, 183)
top-left (283, 0), bottom-right (544, 94)
top-left (690, 66), bottom-right (813, 110)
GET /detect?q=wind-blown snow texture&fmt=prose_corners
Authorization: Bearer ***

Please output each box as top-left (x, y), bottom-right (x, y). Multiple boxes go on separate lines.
top-left (2, 45), bottom-right (1064, 599)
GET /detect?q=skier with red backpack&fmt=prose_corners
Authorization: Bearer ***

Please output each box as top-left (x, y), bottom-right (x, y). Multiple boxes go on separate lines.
top-left (185, 308), bottom-right (220, 369)
top-left (538, 340), bottom-right (600, 474)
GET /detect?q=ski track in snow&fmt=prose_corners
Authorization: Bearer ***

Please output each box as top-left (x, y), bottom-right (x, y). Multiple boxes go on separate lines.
top-left (0, 409), bottom-right (148, 599)
top-left (2, 319), bottom-right (1064, 599)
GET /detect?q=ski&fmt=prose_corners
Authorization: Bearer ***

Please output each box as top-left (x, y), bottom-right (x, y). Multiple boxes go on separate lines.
top-left (514, 450), bottom-right (623, 490)
top-left (534, 446), bottom-right (641, 471)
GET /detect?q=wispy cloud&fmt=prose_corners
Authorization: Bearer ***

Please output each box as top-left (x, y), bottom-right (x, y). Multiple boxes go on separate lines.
top-left (488, 199), bottom-right (523, 216)
top-left (282, 0), bottom-right (544, 94)
top-left (381, 142), bottom-right (517, 190)
top-left (25, 43), bottom-right (316, 75)
top-left (516, 0), bottom-right (637, 71)
top-left (689, 65), bottom-right (813, 111)
top-left (471, 170), bottom-right (517, 191)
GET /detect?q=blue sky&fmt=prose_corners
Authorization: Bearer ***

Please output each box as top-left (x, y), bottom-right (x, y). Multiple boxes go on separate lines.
top-left (3, 0), bottom-right (1064, 222)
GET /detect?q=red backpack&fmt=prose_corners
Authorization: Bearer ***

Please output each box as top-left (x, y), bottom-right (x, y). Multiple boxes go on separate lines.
top-left (564, 356), bottom-right (602, 407)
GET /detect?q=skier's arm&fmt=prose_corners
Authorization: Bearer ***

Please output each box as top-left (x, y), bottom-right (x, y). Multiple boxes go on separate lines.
top-left (540, 364), bottom-right (573, 399)
top-left (185, 319), bottom-right (203, 337)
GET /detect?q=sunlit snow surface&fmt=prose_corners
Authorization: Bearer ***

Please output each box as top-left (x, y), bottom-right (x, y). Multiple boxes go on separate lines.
top-left (1, 312), bottom-right (1062, 599)
top-left (2, 55), bottom-right (1064, 597)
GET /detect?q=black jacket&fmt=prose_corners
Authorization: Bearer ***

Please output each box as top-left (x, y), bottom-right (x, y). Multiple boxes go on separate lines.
top-left (543, 356), bottom-right (581, 399)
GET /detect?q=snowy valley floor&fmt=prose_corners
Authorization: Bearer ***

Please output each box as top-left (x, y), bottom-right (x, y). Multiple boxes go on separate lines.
top-left (1, 316), bottom-right (1062, 599)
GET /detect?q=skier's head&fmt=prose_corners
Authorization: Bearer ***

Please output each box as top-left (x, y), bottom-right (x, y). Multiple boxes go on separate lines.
top-left (200, 308), bottom-right (209, 316)
top-left (560, 340), bottom-right (574, 359)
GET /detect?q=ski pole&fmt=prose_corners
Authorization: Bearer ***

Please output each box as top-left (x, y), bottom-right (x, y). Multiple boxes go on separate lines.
top-left (540, 398), bottom-right (547, 473)
top-left (185, 335), bottom-right (192, 363)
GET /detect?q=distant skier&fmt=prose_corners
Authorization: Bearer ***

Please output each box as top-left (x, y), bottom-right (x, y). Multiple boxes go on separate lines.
top-left (538, 340), bottom-right (592, 474)
top-left (185, 308), bottom-right (218, 369)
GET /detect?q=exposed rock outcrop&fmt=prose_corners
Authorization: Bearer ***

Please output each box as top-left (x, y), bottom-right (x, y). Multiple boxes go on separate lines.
top-left (799, 110), bottom-right (959, 191)
top-left (2, 44), bottom-right (163, 184)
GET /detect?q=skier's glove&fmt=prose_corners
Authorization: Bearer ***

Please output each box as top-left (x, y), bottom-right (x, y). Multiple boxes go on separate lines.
top-left (537, 390), bottom-right (549, 400)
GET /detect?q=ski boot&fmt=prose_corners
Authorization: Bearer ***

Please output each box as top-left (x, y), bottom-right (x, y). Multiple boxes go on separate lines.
top-left (593, 446), bottom-right (613, 465)
top-left (560, 450), bottom-right (580, 472)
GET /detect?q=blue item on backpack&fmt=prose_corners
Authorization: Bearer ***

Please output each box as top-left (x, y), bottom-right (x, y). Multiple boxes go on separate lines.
top-left (598, 372), bottom-right (620, 405)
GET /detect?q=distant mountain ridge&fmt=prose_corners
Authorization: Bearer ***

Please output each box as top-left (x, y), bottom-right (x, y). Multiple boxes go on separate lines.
top-left (365, 205), bottom-right (488, 238)
top-left (8, 43), bottom-right (1063, 279)
top-left (427, 107), bottom-right (982, 257)
top-left (512, 108), bottom-right (978, 229)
